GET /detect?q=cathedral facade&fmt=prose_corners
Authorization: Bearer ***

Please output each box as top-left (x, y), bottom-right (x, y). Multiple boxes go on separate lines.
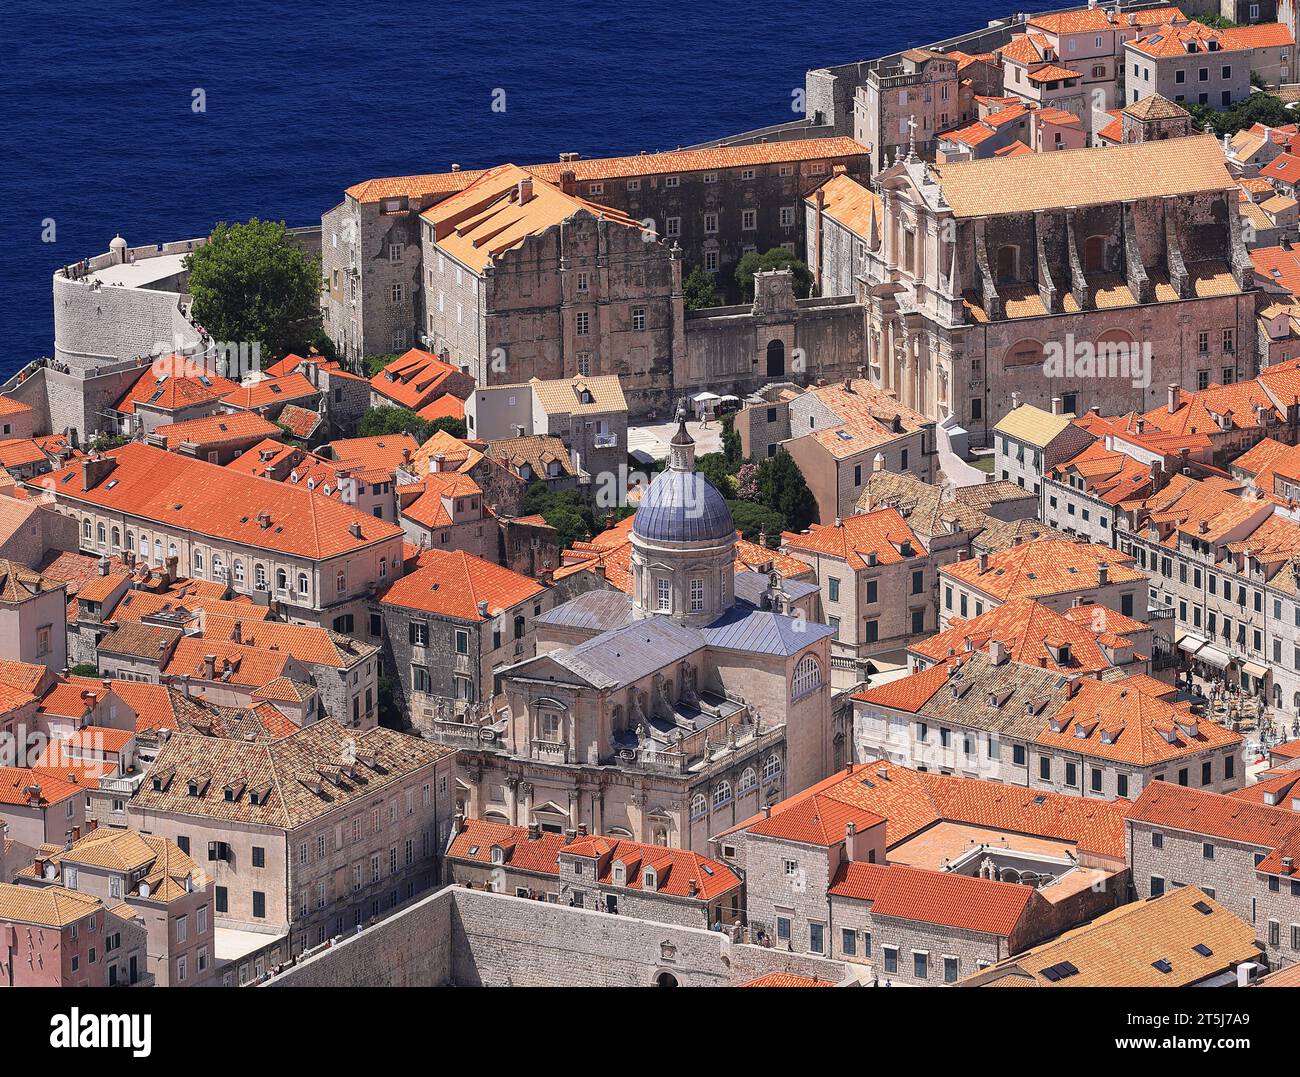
top-left (447, 414), bottom-right (839, 850)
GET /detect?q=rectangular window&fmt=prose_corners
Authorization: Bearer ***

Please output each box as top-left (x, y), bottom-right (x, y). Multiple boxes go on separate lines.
top-left (576, 311), bottom-right (590, 336)
top-left (657, 578), bottom-right (671, 611)
top-left (631, 306), bottom-right (646, 332)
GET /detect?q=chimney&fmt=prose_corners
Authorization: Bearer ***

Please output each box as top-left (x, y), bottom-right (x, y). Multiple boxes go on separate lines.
top-left (257, 511), bottom-right (271, 529)
top-left (203, 654), bottom-right (216, 679)
top-left (163, 555), bottom-right (178, 585)
top-left (978, 551), bottom-right (989, 573)
top-left (231, 621), bottom-right (242, 645)
top-left (477, 599), bottom-right (489, 619)
top-left (761, 804), bottom-right (772, 819)
top-left (451, 163), bottom-right (461, 172)
top-left (81, 455), bottom-right (117, 491)
top-left (516, 177), bottom-right (534, 204)
top-left (1011, 391), bottom-right (1022, 410)
top-left (873, 452), bottom-right (885, 473)
top-left (33, 856), bottom-right (47, 878)
top-left (559, 169), bottom-right (577, 196)
top-left (453, 812), bottom-right (465, 834)
top-left (431, 453), bottom-right (445, 473)
top-left (577, 822), bottom-right (588, 837)
top-left (989, 638), bottom-right (1008, 665)
top-left (527, 823), bottom-right (540, 841)
top-left (1098, 562), bottom-right (1109, 585)
top-left (688, 879), bottom-right (699, 898)
top-left (349, 522), bottom-right (362, 539)
top-left (1167, 384), bottom-right (1179, 414)
top-left (97, 556), bottom-right (110, 577)
top-left (1050, 396), bottom-right (1062, 416)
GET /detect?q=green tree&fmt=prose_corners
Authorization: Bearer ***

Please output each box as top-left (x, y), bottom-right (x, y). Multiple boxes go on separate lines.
top-left (69, 662), bottom-right (99, 678)
top-left (86, 433), bottom-right (128, 455)
top-left (755, 450), bottom-right (817, 531)
top-left (522, 483), bottom-right (597, 549)
top-left (727, 500), bottom-right (786, 545)
top-left (184, 219), bottom-right (322, 361)
top-left (735, 248), bottom-right (814, 301)
top-left (358, 406), bottom-right (430, 441)
top-left (696, 452), bottom-right (738, 497)
top-left (1193, 13), bottom-right (1235, 28)
top-left (682, 265), bottom-right (718, 311)
top-left (721, 412), bottom-right (742, 464)
top-left (427, 416), bottom-right (467, 440)
top-left (364, 353), bottom-right (400, 379)
top-left (1183, 91), bottom-right (1292, 136)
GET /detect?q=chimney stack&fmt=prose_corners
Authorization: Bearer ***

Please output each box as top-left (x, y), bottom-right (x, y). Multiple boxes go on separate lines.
top-left (516, 177), bottom-right (534, 204)
top-left (1167, 384), bottom-right (1179, 414)
top-left (559, 169), bottom-right (577, 196)
top-left (1098, 562), bottom-right (1109, 585)
top-left (1050, 396), bottom-right (1062, 416)
top-left (81, 456), bottom-right (118, 491)
top-left (203, 654), bottom-right (216, 679)
top-left (978, 551), bottom-right (989, 573)
top-left (231, 621), bottom-right (242, 645)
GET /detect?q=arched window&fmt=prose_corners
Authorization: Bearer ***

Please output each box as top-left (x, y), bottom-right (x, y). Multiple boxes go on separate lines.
top-left (255, 565), bottom-right (267, 591)
top-left (690, 794), bottom-right (707, 820)
top-left (168, 542), bottom-right (177, 558)
top-left (96, 523), bottom-right (106, 546)
top-left (712, 780), bottom-right (732, 808)
top-left (111, 527), bottom-right (120, 550)
top-left (297, 573), bottom-right (309, 596)
top-left (192, 551), bottom-right (205, 576)
top-left (233, 560), bottom-right (245, 584)
top-left (379, 558), bottom-right (387, 579)
top-left (212, 555), bottom-right (226, 581)
top-left (137, 532), bottom-right (148, 556)
top-left (336, 569), bottom-right (347, 594)
top-left (792, 654), bottom-right (823, 700)
top-left (82, 518), bottom-right (92, 541)
top-left (125, 531), bottom-right (134, 553)
top-left (153, 538), bottom-right (163, 562)
top-left (738, 767), bottom-right (757, 794)
top-left (276, 568), bottom-right (287, 592)
top-left (762, 755), bottom-right (782, 781)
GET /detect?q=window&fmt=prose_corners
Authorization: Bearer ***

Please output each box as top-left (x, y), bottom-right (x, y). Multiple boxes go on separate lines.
top-left (704, 250), bottom-right (718, 273)
top-left (631, 306), bottom-right (646, 332)
top-left (215, 886), bottom-right (228, 913)
top-left (576, 311), bottom-right (590, 336)
top-left (809, 923), bottom-right (825, 955)
top-left (742, 209), bottom-right (756, 230)
top-left (252, 846), bottom-right (265, 868)
top-left (913, 951), bottom-right (928, 979)
top-left (690, 578), bottom-right (704, 613)
top-left (842, 928), bottom-right (856, 956)
top-left (657, 578), bottom-right (671, 611)
top-left (1150, 875), bottom-right (1165, 897)
top-left (943, 956), bottom-right (958, 984)
top-left (703, 212), bottom-right (718, 234)
top-left (828, 577), bottom-right (840, 602)
top-left (792, 654), bottom-right (822, 699)
top-left (1203, 841), bottom-right (1215, 860)
top-left (883, 946), bottom-right (898, 974)
top-left (665, 217), bottom-right (681, 238)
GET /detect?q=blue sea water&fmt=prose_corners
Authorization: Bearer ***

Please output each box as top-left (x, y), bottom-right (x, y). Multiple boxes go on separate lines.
top-left (4, 0), bottom-right (1019, 375)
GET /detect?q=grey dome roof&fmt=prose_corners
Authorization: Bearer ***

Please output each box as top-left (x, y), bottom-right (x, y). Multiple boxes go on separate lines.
top-left (632, 469), bottom-right (734, 544)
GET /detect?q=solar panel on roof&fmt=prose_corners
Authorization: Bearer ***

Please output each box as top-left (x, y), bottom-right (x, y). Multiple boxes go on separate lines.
top-left (1040, 966), bottom-right (1062, 981)
top-left (1058, 961), bottom-right (1078, 976)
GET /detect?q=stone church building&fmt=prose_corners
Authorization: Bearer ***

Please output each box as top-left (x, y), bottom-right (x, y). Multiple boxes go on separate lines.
top-left (438, 413), bottom-right (839, 850)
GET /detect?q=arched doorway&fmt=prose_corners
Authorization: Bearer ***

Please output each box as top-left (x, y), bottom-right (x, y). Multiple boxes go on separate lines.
top-left (766, 338), bottom-right (785, 378)
top-left (655, 971), bottom-right (679, 987)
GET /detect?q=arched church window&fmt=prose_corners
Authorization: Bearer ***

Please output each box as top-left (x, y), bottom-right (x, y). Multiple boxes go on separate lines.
top-left (792, 654), bottom-right (824, 700)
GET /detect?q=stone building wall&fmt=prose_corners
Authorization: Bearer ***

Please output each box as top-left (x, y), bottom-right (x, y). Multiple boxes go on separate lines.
top-left (264, 885), bottom-right (852, 987)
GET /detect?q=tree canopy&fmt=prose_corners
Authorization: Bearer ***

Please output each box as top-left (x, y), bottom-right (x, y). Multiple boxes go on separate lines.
top-left (185, 219), bottom-right (323, 362)
top-left (755, 450), bottom-right (817, 531)
top-left (357, 407), bottom-right (465, 442)
top-left (682, 264), bottom-right (719, 311)
top-left (1183, 91), bottom-right (1292, 137)
top-left (735, 248), bottom-right (814, 301)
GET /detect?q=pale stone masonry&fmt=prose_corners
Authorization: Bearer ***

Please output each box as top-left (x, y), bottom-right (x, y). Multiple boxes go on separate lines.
top-left (126, 720), bottom-right (457, 959)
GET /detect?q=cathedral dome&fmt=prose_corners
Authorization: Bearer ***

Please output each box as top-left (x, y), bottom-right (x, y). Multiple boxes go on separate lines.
top-left (632, 468), bottom-right (734, 544)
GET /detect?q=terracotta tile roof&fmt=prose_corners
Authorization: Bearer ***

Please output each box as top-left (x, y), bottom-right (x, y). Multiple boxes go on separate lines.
top-left (853, 659), bottom-right (953, 713)
top-left (409, 429), bottom-right (484, 477)
top-left (0, 438), bottom-right (53, 469)
top-left (740, 972), bottom-right (837, 987)
top-left (744, 790), bottom-right (886, 846)
top-left (97, 621), bottom-right (182, 660)
top-left (728, 760), bottom-right (1129, 859)
top-left (151, 411), bottom-right (281, 449)
top-left (1025, 63), bottom-right (1083, 82)
top-left (1129, 780), bottom-right (1300, 852)
top-left (940, 537), bottom-right (1144, 601)
top-left (962, 886), bottom-right (1259, 987)
top-left (1039, 677), bottom-right (1241, 766)
top-left (200, 616), bottom-right (371, 669)
top-left (1253, 244), bottom-right (1300, 296)
top-left (324, 434), bottom-right (421, 476)
top-left (0, 766), bottom-right (83, 807)
top-left (129, 720), bottom-right (454, 829)
top-left (825, 860), bottom-right (890, 901)
top-left (37, 679), bottom-right (114, 720)
top-left (425, 165), bottom-right (644, 273)
top-left (910, 596), bottom-right (1142, 675)
top-left (44, 443), bottom-right (403, 559)
top-left (562, 835), bottom-right (740, 901)
top-left (1221, 22), bottom-right (1294, 49)
top-left (0, 883), bottom-right (105, 928)
top-left (263, 353), bottom-right (366, 382)
top-left (781, 507), bottom-right (926, 570)
top-left (934, 135), bottom-right (1233, 219)
top-left (1261, 153), bottom-right (1300, 185)
top-left (416, 394), bottom-right (465, 422)
top-left (398, 471), bottom-right (484, 529)
top-left (1048, 441), bottom-right (1154, 507)
top-left (0, 559), bottom-right (61, 604)
top-left (219, 371), bottom-right (319, 412)
top-left (113, 359), bottom-right (239, 415)
top-left (526, 374), bottom-right (628, 417)
top-left (345, 137), bottom-right (867, 203)
top-left (1028, 6), bottom-right (1183, 34)
top-left (370, 348), bottom-right (470, 412)
top-left (807, 172), bottom-right (879, 238)
top-left (162, 636), bottom-right (295, 689)
top-left (446, 818), bottom-right (570, 875)
top-left (484, 435), bottom-right (577, 481)
top-left (1129, 21), bottom-right (1247, 58)
top-left (28, 830), bottom-right (206, 903)
top-left (0, 660), bottom-right (52, 697)
top-left (379, 548), bottom-right (544, 621)
top-left (275, 404), bottom-right (323, 440)
top-left (0, 395), bottom-right (34, 419)
top-left (106, 586), bottom-right (268, 626)
top-left (852, 862), bottom-right (1037, 937)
